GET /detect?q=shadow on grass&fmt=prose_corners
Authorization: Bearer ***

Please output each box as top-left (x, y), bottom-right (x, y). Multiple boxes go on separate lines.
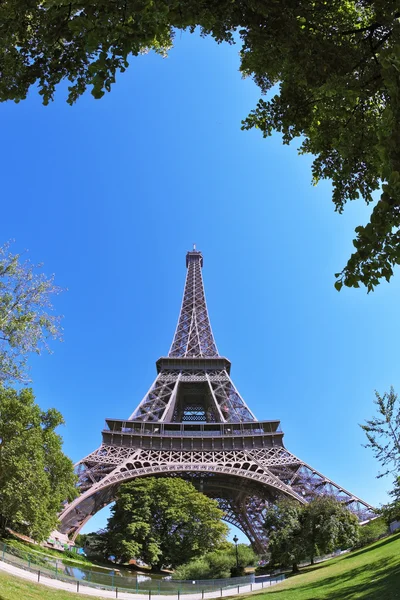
top-left (292, 560), bottom-right (338, 576)
top-left (284, 555), bottom-right (347, 580)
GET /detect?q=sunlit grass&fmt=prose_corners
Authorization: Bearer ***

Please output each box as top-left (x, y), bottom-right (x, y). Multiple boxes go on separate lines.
top-left (248, 533), bottom-right (400, 600)
top-left (0, 569), bottom-right (100, 600)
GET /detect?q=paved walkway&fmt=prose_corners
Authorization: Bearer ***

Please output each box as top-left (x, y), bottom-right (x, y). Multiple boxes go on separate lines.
top-left (0, 560), bottom-right (283, 599)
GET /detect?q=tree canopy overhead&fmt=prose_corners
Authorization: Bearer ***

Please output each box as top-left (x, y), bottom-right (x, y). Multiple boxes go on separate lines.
top-left (1, 2), bottom-right (400, 290)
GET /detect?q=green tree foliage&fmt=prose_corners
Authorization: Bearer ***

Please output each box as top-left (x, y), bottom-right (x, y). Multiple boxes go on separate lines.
top-left (1, 3), bottom-right (400, 289)
top-left (355, 516), bottom-right (388, 547)
top-left (381, 476), bottom-right (400, 525)
top-left (232, 543), bottom-right (257, 572)
top-left (173, 552), bottom-right (232, 580)
top-left (78, 531), bottom-right (109, 560)
top-left (172, 543), bottom-right (256, 580)
top-left (73, 533), bottom-right (87, 548)
top-left (361, 388), bottom-right (400, 526)
top-left (0, 385), bottom-right (77, 540)
top-left (263, 500), bottom-right (305, 573)
top-left (106, 477), bottom-right (228, 568)
top-left (361, 386), bottom-right (400, 477)
top-left (0, 243), bottom-right (62, 383)
top-left (264, 497), bottom-right (359, 572)
top-left (301, 496), bottom-right (360, 564)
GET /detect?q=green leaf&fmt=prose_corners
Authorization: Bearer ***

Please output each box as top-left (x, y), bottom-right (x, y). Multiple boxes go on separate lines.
top-left (334, 280), bottom-right (343, 292)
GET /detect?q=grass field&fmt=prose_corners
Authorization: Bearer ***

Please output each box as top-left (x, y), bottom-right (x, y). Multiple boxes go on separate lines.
top-left (0, 533), bottom-right (399, 600)
top-left (255, 533), bottom-right (400, 600)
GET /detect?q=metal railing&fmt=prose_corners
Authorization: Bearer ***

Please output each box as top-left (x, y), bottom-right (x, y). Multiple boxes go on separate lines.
top-left (105, 420), bottom-right (281, 437)
top-left (0, 542), bottom-right (285, 596)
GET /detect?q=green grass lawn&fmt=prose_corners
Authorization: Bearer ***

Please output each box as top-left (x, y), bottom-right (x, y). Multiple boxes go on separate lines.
top-left (251, 533), bottom-right (400, 600)
top-left (2, 538), bottom-right (96, 568)
top-left (0, 569), bottom-right (100, 600)
top-left (0, 533), bottom-right (399, 599)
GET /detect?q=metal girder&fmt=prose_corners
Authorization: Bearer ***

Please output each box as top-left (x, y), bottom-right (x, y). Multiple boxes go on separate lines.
top-left (169, 250), bottom-right (218, 358)
top-left (59, 444), bottom-right (375, 546)
top-left (129, 251), bottom-right (255, 423)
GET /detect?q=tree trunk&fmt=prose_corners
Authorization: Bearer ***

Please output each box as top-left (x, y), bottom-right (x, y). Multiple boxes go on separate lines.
top-left (310, 556), bottom-right (314, 565)
top-left (292, 562), bottom-right (299, 573)
top-left (0, 513), bottom-right (8, 534)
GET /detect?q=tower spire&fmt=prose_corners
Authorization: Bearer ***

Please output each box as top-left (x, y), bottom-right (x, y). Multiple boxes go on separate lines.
top-left (128, 248), bottom-right (255, 423)
top-left (169, 249), bottom-right (218, 358)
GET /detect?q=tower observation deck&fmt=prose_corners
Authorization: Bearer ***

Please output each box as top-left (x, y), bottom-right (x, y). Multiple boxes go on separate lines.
top-left (58, 250), bottom-right (374, 551)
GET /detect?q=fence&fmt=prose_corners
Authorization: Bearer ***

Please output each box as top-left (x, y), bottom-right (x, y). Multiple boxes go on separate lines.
top-left (0, 542), bottom-right (285, 596)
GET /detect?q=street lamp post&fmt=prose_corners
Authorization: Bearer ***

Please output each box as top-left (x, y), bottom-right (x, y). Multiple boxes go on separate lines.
top-left (233, 535), bottom-right (239, 573)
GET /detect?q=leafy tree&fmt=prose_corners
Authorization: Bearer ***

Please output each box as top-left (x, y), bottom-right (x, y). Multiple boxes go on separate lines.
top-left (78, 531), bottom-right (109, 560)
top-left (106, 477), bottom-right (228, 568)
top-left (0, 243), bottom-right (62, 383)
top-left (361, 387), bottom-right (400, 477)
top-left (361, 388), bottom-right (400, 526)
top-left (380, 476), bottom-right (400, 526)
top-left (263, 499), bottom-right (305, 573)
top-left (2, 3), bottom-right (400, 289)
top-left (74, 533), bottom-right (87, 548)
top-left (0, 385), bottom-right (77, 540)
top-left (301, 496), bottom-right (359, 564)
top-left (264, 497), bottom-right (359, 571)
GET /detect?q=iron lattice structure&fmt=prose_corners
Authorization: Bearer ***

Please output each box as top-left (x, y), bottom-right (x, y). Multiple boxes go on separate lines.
top-left (59, 249), bottom-right (374, 551)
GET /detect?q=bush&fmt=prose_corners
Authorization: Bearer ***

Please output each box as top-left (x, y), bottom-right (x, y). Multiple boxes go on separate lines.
top-left (205, 551), bottom-right (234, 578)
top-left (173, 544), bottom-right (257, 580)
top-left (173, 552), bottom-right (233, 580)
top-left (173, 558), bottom-right (213, 580)
top-left (234, 544), bottom-right (257, 569)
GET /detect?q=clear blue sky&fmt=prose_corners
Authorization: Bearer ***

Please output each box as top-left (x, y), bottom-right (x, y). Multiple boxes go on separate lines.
top-left (1, 31), bottom-right (398, 542)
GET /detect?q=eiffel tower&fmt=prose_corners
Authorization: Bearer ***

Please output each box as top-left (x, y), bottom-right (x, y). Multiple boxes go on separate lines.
top-left (58, 249), bottom-right (374, 551)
